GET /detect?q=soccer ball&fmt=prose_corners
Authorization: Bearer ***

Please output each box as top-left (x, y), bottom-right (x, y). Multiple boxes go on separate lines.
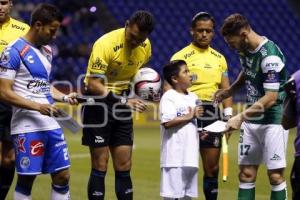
top-left (132, 67), bottom-right (161, 101)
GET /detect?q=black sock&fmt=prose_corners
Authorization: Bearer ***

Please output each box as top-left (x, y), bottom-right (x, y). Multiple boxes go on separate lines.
top-left (0, 166), bottom-right (15, 200)
top-left (203, 176), bottom-right (218, 200)
top-left (115, 170), bottom-right (133, 200)
top-left (88, 169), bottom-right (106, 200)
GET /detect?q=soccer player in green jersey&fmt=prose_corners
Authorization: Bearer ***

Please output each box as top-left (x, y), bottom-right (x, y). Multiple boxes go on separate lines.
top-left (215, 13), bottom-right (288, 200)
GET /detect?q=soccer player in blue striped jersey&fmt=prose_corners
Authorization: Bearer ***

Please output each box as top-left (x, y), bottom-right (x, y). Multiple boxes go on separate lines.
top-left (0, 4), bottom-right (77, 200)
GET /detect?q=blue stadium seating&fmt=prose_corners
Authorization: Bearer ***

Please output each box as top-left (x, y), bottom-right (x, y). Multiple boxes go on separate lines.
top-left (14, 0), bottom-right (300, 96)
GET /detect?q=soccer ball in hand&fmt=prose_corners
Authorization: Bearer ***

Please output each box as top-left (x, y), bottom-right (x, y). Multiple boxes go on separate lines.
top-left (132, 67), bottom-right (161, 101)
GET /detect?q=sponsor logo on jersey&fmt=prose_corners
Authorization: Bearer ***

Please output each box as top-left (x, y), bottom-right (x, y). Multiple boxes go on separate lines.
top-left (245, 69), bottom-right (257, 79)
top-left (210, 51), bottom-right (221, 58)
top-left (113, 43), bottom-right (123, 52)
top-left (15, 136), bottom-right (26, 153)
top-left (95, 136), bottom-right (104, 143)
top-left (91, 57), bottom-right (107, 71)
top-left (20, 156), bottom-right (30, 169)
top-left (30, 140), bottom-right (45, 156)
top-left (270, 154), bottom-right (281, 161)
top-left (11, 24), bottom-right (26, 31)
top-left (27, 79), bottom-right (50, 94)
top-left (0, 39), bottom-right (8, 46)
top-left (184, 50), bottom-right (195, 59)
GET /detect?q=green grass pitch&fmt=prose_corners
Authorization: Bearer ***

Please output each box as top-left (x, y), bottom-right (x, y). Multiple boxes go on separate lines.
top-left (7, 127), bottom-right (296, 199)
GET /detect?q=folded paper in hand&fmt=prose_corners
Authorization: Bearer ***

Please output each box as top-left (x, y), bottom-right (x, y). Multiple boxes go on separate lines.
top-left (55, 109), bottom-right (81, 133)
top-left (203, 120), bottom-right (227, 133)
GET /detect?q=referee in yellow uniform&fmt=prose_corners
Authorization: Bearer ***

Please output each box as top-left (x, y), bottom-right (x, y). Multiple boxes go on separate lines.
top-left (82, 10), bottom-right (155, 200)
top-left (0, 0), bottom-right (29, 199)
top-left (169, 12), bottom-right (232, 200)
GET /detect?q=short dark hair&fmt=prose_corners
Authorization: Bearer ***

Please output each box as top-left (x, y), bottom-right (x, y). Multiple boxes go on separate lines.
top-left (128, 10), bottom-right (155, 34)
top-left (221, 13), bottom-right (250, 36)
top-left (191, 12), bottom-right (215, 28)
top-left (163, 60), bottom-right (187, 86)
top-left (30, 3), bottom-right (63, 26)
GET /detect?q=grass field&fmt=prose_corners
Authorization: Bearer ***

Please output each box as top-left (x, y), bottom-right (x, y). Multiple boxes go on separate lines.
top-left (7, 127), bottom-right (296, 200)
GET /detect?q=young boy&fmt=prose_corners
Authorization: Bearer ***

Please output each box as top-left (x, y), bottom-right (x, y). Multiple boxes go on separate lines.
top-left (160, 60), bottom-right (204, 200)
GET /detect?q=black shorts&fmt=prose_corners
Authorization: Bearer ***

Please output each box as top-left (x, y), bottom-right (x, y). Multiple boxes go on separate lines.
top-left (197, 102), bottom-right (222, 149)
top-left (0, 103), bottom-right (12, 141)
top-left (81, 102), bottom-right (133, 147)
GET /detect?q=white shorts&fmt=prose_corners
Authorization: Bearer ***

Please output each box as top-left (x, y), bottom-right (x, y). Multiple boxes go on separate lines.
top-left (238, 122), bottom-right (288, 169)
top-left (160, 167), bottom-right (198, 198)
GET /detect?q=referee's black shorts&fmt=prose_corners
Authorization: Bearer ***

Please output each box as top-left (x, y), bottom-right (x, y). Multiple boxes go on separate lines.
top-left (81, 100), bottom-right (133, 148)
top-left (0, 103), bottom-right (12, 141)
top-left (197, 102), bottom-right (222, 148)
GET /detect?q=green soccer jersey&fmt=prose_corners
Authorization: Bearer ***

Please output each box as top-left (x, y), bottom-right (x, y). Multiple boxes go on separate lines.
top-left (239, 38), bottom-right (288, 124)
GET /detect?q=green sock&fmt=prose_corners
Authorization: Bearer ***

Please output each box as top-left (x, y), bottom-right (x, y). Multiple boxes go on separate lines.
top-left (270, 188), bottom-right (287, 200)
top-left (238, 187), bottom-right (255, 200)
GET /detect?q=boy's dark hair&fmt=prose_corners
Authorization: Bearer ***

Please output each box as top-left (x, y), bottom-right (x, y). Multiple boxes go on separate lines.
top-left (30, 3), bottom-right (63, 26)
top-left (221, 13), bottom-right (250, 36)
top-left (128, 10), bottom-right (155, 34)
top-left (163, 60), bottom-right (187, 86)
top-left (191, 12), bottom-right (215, 28)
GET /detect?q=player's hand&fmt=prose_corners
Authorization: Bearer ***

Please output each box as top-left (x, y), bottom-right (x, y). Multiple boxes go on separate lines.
top-left (225, 113), bottom-right (243, 131)
top-left (38, 104), bottom-right (59, 116)
top-left (199, 130), bottom-right (209, 140)
top-left (214, 89), bottom-right (231, 104)
top-left (194, 105), bottom-right (204, 118)
top-left (63, 92), bottom-right (78, 105)
top-left (127, 98), bottom-right (147, 112)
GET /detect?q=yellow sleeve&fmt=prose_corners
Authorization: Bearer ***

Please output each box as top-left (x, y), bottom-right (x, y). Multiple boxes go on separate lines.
top-left (221, 56), bottom-right (228, 75)
top-left (170, 53), bottom-right (181, 61)
top-left (87, 39), bottom-right (111, 75)
top-left (144, 41), bottom-right (152, 64)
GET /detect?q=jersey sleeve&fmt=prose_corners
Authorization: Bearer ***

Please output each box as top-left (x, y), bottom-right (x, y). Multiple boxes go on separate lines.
top-left (87, 39), bottom-right (111, 75)
top-left (261, 55), bottom-right (284, 91)
top-left (220, 56), bottom-right (229, 77)
top-left (144, 40), bottom-right (152, 64)
top-left (160, 96), bottom-right (177, 124)
top-left (0, 47), bottom-right (20, 80)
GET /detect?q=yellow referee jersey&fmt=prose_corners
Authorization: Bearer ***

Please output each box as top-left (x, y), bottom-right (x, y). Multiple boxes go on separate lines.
top-left (85, 28), bottom-right (151, 95)
top-left (171, 43), bottom-right (228, 101)
top-left (0, 17), bottom-right (29, 53)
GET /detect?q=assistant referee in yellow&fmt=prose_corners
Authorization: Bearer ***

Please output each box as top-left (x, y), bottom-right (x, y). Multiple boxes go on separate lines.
top-left (168, 12), bottom-right (233, 200)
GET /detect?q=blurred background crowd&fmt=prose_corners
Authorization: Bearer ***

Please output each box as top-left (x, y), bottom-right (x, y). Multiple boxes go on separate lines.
top-left (11, 0), bottom-right (300, 101)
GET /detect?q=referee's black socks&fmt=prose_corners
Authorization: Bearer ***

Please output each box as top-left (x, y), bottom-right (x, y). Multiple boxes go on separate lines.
top-left (88, 169), bottom-right (106, 200)
top-left (203, 176), bottom-right (218, 200)
top-left (115, 170), bottom-right (133, 200)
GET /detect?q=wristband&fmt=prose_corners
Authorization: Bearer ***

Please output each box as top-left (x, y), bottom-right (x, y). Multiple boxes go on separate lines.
top-left (62, 95), bottom-right (69, 103)
top-left (223, 107), bottom-right (233, 116)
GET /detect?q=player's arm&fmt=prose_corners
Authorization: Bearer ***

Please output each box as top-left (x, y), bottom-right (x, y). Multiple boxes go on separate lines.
top-left (226, 55), bottom-right (284, 129)
top-left (0, 48), bottom-right (56, 115)
top-left (50, 86), bottom-right (78, 105)
top-left (220, 58), bottom-right (233, 117)
top-left (214, 70), bottom-right (245, 103)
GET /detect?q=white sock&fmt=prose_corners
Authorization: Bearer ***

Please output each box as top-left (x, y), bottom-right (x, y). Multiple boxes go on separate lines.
top-left (51, 188), bottom-right (70, 200)
top-left (14, 190), bottom-right (32, 200)
top-left (271, 181), bottom-right (287, 191)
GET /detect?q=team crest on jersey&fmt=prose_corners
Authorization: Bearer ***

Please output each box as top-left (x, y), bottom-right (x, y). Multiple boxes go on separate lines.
top-left (260, 47), bottom-right (268, 57)
top-left (30, 140), bottom-right (45, 156)
top-left (20, 156), bottom-right (30, 169)
top-left (0, 49), bottom-right (10, 65)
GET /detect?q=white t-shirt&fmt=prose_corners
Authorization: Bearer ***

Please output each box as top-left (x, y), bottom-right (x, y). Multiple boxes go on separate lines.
top-left (0, 38), bottom-right (60, 134)
top-left (160, 89), bottom-right (199, 168)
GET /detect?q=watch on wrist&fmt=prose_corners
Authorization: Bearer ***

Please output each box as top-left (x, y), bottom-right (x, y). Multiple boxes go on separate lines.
top-left (120, 96), bottom-right (128, 105)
